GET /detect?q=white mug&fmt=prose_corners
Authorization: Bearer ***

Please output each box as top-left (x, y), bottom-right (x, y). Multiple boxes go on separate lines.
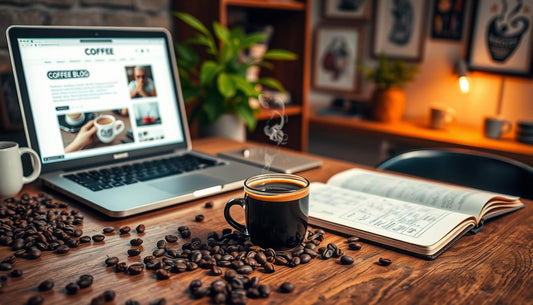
top-left (94, 115), bottom-right (125, 143)
top-left (0, 141), bottom-right (41, 198)
top-left (484, 116), bottom-right (512, 139)
top-left (429, 105), bottom-right (455, 130)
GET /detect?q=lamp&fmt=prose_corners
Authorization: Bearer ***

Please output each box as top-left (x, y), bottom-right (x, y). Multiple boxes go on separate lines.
top-left (455, 60), bottom-right (470, 93)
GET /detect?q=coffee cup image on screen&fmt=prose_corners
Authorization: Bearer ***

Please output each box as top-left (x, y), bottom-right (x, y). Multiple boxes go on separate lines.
top-left (94, 114), bottom-right (125, 143)
top-left (134, 102), bottom-right (161, 126)
top-left (126, 65), bottom-right (157, 99)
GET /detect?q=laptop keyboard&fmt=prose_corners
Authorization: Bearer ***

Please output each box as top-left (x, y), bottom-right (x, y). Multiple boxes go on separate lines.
top-left (64, 154), bottom-right (220, 192)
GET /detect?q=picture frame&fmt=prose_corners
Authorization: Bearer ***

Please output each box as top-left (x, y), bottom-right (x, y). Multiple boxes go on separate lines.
top-left (312, 24), bottom-right (364, 94)
top-left (430, 0), bottom-right (466, 41)
top-left (372, 0), bottom-right (428, 61)
top-left (322, 0), bottom-right (373, 22)
top-left (0, 67), bottom-right (23, 131)
top-left (467, 0), bottom-right (533, 77)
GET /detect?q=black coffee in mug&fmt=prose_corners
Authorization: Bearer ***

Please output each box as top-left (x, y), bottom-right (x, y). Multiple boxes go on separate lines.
top-left (224, 174), bottom-right (309, 250)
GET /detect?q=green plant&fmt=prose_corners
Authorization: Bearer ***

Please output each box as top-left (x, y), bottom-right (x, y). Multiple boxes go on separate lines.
top-left (359, 54), bottom-right (419, 90)
top-left (174, 12), bottom-right (297, 131)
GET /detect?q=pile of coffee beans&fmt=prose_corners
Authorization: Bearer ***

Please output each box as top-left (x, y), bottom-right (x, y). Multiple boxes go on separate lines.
top-left (188, 269), bottom-right (279, 304)
top-left (0, 194), bottom-right (85, 262)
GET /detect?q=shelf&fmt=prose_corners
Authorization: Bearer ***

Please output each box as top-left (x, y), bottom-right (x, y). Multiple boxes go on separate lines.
top-left (223, 0), bottom-right (306, 10)
top-left (256, 105), bottom-right (302, 120)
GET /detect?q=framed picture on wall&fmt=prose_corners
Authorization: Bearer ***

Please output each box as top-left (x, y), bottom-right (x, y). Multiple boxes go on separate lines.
top-left (430, 0), bottom-right (466, 40)
top-left (467, 0), bottom-right (533, 77)
top-left (0, 68), bottom-right (23, 131)
top-left (322, 0), bottom-right (373, 21)
top-left (372, 0), bottom-right (428, 61)
top-left (312, 24), bottom-right (364, 94)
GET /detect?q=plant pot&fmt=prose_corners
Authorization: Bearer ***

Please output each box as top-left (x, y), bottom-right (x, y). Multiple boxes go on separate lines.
top-left (371, 88), bottom-right (406, 123)
top-left (199, 114), bottom-right (246, 142)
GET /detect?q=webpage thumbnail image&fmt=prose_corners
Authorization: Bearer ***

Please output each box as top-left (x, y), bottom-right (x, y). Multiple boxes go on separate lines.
top-left (126, 65), bottom-right (157, 99)
top-left (58, 109), bottom-right (133, 153)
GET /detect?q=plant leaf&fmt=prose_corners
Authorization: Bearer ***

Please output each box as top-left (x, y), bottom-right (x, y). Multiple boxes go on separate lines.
top-left (200, 61), bottom-right (221, 86)
top-left (174, 12), bottom-right (210, 37)
top-left (213, 22), bottom-right (231, 44)
top-left (258, 77), bottom-right (285, 92)
top-left (262, 49), bottom-right (298, 60)
top-left (231, 75), bottom-right (259, 96)
top-left (240, 32), bottom-right (268, 48)
top-left (236, 102), bottom-right (257, 131)
top-left (174, 43), bottom-right (198, 68)
top-left (217, 73), bottom-right (236, 98)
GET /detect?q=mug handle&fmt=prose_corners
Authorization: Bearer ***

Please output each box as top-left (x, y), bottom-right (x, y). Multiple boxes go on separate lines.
top-left (224, 198), bottom-right (246, 233)
top-left (114, 120), bottom-right (125, 135)
top-left (19, 147), bottom-right (41, 184)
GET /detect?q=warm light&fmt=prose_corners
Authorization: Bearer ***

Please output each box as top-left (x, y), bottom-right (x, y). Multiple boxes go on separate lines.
top-left (459, 76), bottom-right (470, 93)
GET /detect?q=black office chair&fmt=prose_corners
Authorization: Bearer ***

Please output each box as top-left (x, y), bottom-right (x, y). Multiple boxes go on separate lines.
top-left (376, 148), bottom-right (533, 199)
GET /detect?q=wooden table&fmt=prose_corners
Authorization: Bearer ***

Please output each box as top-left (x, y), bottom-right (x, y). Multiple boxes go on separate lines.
top-left (310, 109), bottom-right (533, 165)
top-left (1, 138), bottom-right (532, 305)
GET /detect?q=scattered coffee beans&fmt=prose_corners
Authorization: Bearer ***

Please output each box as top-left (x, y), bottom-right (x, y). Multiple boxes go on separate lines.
top-left (79, 236), bottom-right (92, 243)
top-left (348, 242), bottom-right (362, 250)
top-left (280, 282), bottom-right (295, 293)
top-left (102, 227), bottom-right (115, 234)
top-left (195, 214), bottom-right (205, 222)
top-left (204, 201), bottom-right (214, 208)
top-left (127, 248), bottom-right (141, 257)
top-left (340, 255), bottom-right (354, 265)
top-left (378, 258), bottom-right (392, 266)
top-left (105, 256), bottom-right (119, 266)
top-left (165, 234), bottom-right (178, 243)
top-left (130, 238), bottom-right (143, 246)
top-left (26, 295), bottom-right (44, 305)
top-left (102, 289), bottom-right (116, 301)
top-left (38, 279), bottom-right (54, 291)
top-left (77, 274), bottom-right (93, 288)
top-left (156, 268), bottom-right (170, 280)
top-left (55, 244), bottom-right (70, 254)
top-left (125, 300), bottom-right (140, 305)
top-left (119, 226), bottom-right (131, 234)
top-left (136, 224), bottom-right (146, 233)
top-left (65, 282), bottom-right (79, 294)
top-left (10, 269), bottom-right (23, 277)
top-left (0, 262), bottom-right (12, 271)
top-left (92, 234), bottom-right (105, 242)
top-left (149, 298), bottom-right (167, 305)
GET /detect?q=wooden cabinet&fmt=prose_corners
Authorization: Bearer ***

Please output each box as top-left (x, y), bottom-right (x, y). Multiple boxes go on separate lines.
top-left (173, 0), bottom-right (311, 151)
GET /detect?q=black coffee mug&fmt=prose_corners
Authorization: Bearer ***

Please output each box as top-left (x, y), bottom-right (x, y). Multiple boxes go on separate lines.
top-left (224, 173), bottom-right (309, 250)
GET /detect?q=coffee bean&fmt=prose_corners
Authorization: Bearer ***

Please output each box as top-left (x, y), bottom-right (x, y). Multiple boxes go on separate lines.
top-left (127, 263), bottom-right (144, 275)
top-left (300, 253), bottom-right (312, 264)
top-left (54, 244), bottom-right (69, 254)
top-left (77, 274), bottom-right (93, 288)
top-left (136, 224), bottom-right (146, 233)
top-left (105, 256), bottom-right (119, 266)
top-left (378, 257), bottom-right (392, 266)
top-left (237, 265), bottom-right (253, 275)
top-left (79, 236), bottom-right (91, 243)
top-left (211, 265), bottom-right (223, 276)
top-left (348, 242), bottom-right (362, 250)
top-left (127, 248), bottom-right (141, 257)
top-left (213, 292), bottom-right (226, 304)
top-left (340, 255), bottom-right (354, 265)
top-left (321, 249), bottom-right (333, 259)
top-left (115, 262), bottom-right (127, 273)
top-left (65, 282), bottom-right (79, 294)
top-left (288, 257), bottom-right (301, 267)
top-left (92, 234), bottom-right (105, 242)
top-left (28, 248), bottom-right (42, 259)
top-left (258, 284), bottom-right (271, 298)
top-left (346, 236), bottom-right (360, 243)
top-left (151, 248), bottom-right (164, 257)
top-left (180, 229), bottom-right (191, 238)
top-left (156, 268), bottom-right (170, 280)
top-left (280, 282), bottom-right (295, 293)
top-left (274, 256), bottom-right (288, 265)
top-left (263, 262), bottom-right (275, 273)
top-left (0, 262), bottom-right (12, 271)
top-left (204, 201), bottom-right (214, 208)
top-left (195, 214), bottom-right (205, 222)
top-left (103, 289), bottom-right (116, 301)
top-left (10, 269), bottom-right (23, 277)
top-left (26, 295), bottom-right (44, 305)
top-left (0, 275), bottom-right (7, 281)
top-left (38, 279), bottom-right (54, 291)
top-left (130, 238), bottom-right (143, 246)
top-left (102, 227), bottom-right (115, 234)
top-left (125, 300), bottom-right (140, 305)
top-left (165, 234), bottom-right (178, 243)
top-left (230, 290), bottom-right (248, 305)
top-left (119, 226), bottom-right (131, 234)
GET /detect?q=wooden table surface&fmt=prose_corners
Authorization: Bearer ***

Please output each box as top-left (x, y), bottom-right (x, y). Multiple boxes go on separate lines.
top-left (1, 138), bottom-right (532, 305)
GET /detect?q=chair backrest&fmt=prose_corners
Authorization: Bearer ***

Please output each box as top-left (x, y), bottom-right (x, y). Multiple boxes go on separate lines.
top-left (376, 149), bottom-right (533, 199)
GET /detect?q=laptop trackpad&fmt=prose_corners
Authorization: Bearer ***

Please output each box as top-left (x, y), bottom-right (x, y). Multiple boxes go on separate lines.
top-left (147, 174), bottom-right (225, 196)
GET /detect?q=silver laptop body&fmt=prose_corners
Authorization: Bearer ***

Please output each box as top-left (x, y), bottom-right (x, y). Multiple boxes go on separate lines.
top-left (7, 25), bottom-right (264, 217)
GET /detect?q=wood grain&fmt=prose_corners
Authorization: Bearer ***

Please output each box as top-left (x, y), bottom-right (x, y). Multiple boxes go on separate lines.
top-left (0, 138), bottom-right (531, 305)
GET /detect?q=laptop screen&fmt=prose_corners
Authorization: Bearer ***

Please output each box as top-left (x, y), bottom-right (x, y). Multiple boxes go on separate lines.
top-left (9, 28), bottom-right (188, 170)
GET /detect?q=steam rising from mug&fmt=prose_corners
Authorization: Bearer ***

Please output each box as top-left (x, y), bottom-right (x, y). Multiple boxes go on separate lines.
top-left (258, 94), bottom-right (288, 171)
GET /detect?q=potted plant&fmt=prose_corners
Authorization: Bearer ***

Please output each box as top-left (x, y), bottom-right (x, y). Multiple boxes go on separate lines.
top-left (173, 12), bottom-right (297, 139)
top-left (359, 54), bottom-right (418, 122)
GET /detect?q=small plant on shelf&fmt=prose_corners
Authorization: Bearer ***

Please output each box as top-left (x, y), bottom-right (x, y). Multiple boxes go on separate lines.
top-left (174, 12), bottom-right (297, 131)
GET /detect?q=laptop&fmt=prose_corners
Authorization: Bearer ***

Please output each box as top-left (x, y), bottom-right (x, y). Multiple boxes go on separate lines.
top-left (7, 25), bottom-right (267, 217)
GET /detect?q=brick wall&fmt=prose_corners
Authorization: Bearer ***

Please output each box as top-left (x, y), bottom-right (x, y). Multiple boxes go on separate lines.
top-left (0, 0), bottom-right (172, 67)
